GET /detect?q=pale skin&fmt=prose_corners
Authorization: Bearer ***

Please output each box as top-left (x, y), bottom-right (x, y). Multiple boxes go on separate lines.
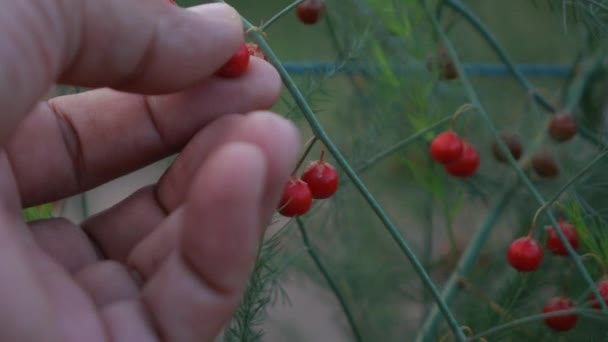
top-left (0, 1), bottom-right (299, 341)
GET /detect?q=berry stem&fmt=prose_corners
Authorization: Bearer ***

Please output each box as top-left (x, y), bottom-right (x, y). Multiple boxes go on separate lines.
top-left (239, 14), bottom-right (466, 341)
top-left (295, 218), bottom-right (363, 342)
top-left (528, 204), bottom-right (549, 237)
top-left (449, 103), bottom-right (475, 131)
top-left (562, 263), bottom-right (575, 296)
top-left (291, 136), bottom-right (318, 176)
top-left (581, 253), bottom-right (608, 276)
top-left (259, 0), bottom-right (306, 32)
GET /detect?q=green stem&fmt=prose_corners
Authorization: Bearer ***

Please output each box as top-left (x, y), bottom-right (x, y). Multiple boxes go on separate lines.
top-left (423, 0), bottom-right (608, 316)
top-left (242, 17), bottom-right (466, 342)
top-left (548, 148), bottom-right (608, 204)
top-left (415, 184), bottom-right (517, 342)
top-left (259, 0), bottom-right (305, 32)
top-left (443, 0), bottom-right (554, 113)
top-left (292, 136), bottom-right (318, 175)
top-left (350, 115), bottom-right (452, 177)
top-left (467, 308), bottom-right (608, 340)
top-left (563, 49), bottom-right (607, 112)
top-left (295, 219), bottom-right (363, 342)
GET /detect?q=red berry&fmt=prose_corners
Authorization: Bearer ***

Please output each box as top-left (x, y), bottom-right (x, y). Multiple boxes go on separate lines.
top-left (277, 177), bottom-right (312, 217)
top-left (430, 131), bottom-right (464, 164)
top-left (543, 296), bottom-right (578, 332)
top-left (426, 47), bottom-right (458, 80)
top-left (492, 132), bottom-right (523, 163)
top-left (590, 278), bottom-right (608, 309)
top-left (301, 160), bottom-right (339, 199)
top-left (296, 0), bottom-right (325, 25)
top-left (245, 43), bottom-right (268, 61)
top-left (444, 143), bottom-right (479, 178)
top-left (507, 237), bottom-right (543, 272)
top-left (532, 151), bottom-right (559, 179)
top-left (546, 221), bottom-right (578, 256)
top-left (549, 113), bottom-right (577, 142)
top-left (216, 43), bottom-right (250, 78)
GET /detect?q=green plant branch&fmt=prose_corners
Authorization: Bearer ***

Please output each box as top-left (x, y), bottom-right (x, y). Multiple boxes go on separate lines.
top-left (444, 0), bottom-right (606, 147)
top-left (349, 115), bottom-right (452, 178)
top-left (241, 15), bottom-right (466, 342)
top-left (423, 0), bottom-right (608, 317)
top-left (259, 0), bottom-right (305, 31)
top-left (467, 308), bottom-right (608, 340)
top-left (295, 218), bottom-right (363, 342)
top-left (415, 183), bottom-right (517, 342)
top-left (444, 0), bottom-right (554, 112)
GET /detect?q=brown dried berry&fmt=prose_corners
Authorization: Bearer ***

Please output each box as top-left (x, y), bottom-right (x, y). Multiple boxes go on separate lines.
top-left (531, 151), bottom-right (559, 179)
top-left (426, 47), bottom-right (458, 80)
top-left (492, 132), bottom-right (523, 163)
top-left (549, 113), bottom-right (577, 142)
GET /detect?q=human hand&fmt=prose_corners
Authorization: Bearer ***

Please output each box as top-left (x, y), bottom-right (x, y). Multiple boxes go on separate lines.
top-left (0, 1), bottom-right (299, 341)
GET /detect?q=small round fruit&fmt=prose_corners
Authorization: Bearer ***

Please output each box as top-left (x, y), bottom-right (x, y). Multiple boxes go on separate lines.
top-left (543, 296), bottom-right (578, 332)
top-left (492, 132), bottom-right (523, 163)
top-left (507, 237), bottom-right (543, 272)
top-left (301, 160), bottom-right (339, 199)
top-left (245, 43), bottom-right (268, 61)
top-left (531, 152), bottom-right (559, 179)
top-left (444, 144), bottom-right (479, 178)
top-left (589, 278), bottom-right (608, 309)
top-left (426, 47), bottom-right (458, 80)
top-left (216, 43), bottom-right (250, 78)
top-left (296, 0), bottom-right (325, 25)
top-left (430, 131), bottom-right (464, 164)
top-left (549, 113), bottom-right (577, 142)
top-left (546, 221), bottom-right (579, 256)
top-left (277, 177), bottom-right (313, 217)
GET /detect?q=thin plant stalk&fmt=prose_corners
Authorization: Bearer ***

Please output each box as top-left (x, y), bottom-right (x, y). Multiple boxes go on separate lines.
top-left (259, 0), bottom-right (305, 31)
top-left (241, 14), bottom-right (467, 342)
top-left (295, 218), bottom-right (363, 342)
top-left (415, 184), bottom-right (517, 342)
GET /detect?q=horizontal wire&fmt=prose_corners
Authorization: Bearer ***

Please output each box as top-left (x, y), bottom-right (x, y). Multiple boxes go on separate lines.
top-left (282, 62), bottom-right (571, 77)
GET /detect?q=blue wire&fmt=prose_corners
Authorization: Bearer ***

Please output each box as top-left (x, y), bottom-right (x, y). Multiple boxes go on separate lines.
top-left (281, 62), bottom-right (571, 78)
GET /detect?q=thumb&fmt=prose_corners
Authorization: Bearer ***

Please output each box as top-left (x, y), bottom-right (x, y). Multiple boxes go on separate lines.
top-left (0, 0), bottom-right (243, 143)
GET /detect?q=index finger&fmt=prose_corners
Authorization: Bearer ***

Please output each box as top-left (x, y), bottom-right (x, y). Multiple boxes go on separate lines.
top-left (0, 0), bottom-right (243, 143)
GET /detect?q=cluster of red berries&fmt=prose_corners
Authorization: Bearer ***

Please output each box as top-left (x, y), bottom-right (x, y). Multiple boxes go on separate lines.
top-left (430, 130), bottom-right (479, 178)
top-left (508, 220), bottom-right (579, 272)
top-left (541, 275), bottom-right (608, 332)
top-left (296, 0), bottom-right (325, 25)
top-left (277, 155), bottom-right (339, 217)
top-left (507, 220), bottom-right (608, 331)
